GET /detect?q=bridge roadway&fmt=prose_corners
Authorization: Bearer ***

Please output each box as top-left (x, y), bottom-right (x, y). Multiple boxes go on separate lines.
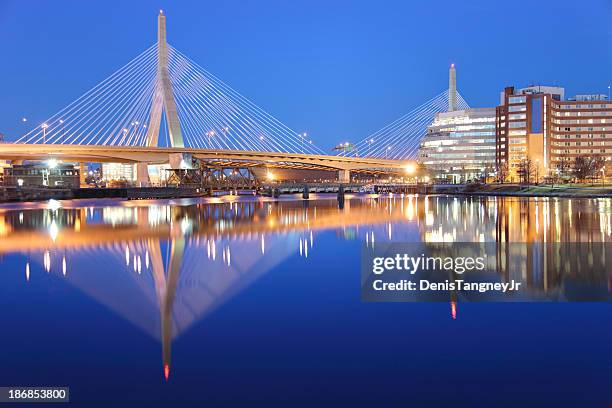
top-left (0, 144), bottom-right (411, 173)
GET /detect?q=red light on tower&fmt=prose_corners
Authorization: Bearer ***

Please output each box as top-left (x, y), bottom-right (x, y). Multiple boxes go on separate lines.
top-left (164, 364), bottom-right (170, 382)
top-left (451, 301), bottom-right (457, 320)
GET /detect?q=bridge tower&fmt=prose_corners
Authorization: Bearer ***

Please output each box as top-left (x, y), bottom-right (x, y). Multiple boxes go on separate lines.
top-left (146, 10), bottom-right (184, 148)
top-left (448, 63), bottom-right (457, 112)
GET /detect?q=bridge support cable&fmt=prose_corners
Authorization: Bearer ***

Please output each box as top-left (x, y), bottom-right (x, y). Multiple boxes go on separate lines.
top-left (15, 39), bottom-right (325, 155)
top-left (15, 45), bottom-right (159, 146)
top-left (338, 90), bottom-right (469, 159)
top-left (166, 46), bottom-right (324, 154)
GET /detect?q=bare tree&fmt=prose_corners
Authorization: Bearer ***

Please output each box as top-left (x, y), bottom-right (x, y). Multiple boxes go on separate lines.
top-left (517, 158), bottom-right (535, 185)
top-left (573, 156), bottom-right (604, 183)
top-left (497, 161), bottom-right (509, 184)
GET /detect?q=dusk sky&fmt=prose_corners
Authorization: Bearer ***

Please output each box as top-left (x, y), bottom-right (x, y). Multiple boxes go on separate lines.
top-left (1, 0), bottom-right (611, 149)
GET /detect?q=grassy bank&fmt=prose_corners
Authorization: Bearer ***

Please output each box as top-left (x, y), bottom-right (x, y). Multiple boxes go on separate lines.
top-left (433, 183), bottom-right (612, 198)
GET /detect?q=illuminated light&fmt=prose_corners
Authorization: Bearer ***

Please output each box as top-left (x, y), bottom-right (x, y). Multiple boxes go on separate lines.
top-left (21, 117), bottom-right (27, 123)
top-left (145, 250), bottom-right (150, 269)
top-left (125, 246), bottom-right (130, 266)
top-left (25, 262), bottom-right (30, 282)
top-left (164, 364), bottom-right (170, 381)
top-left (48, 199), bottom-right (62, 211)
top-left (180, 217), bottom-right (191, 235)
top-left (62, 256), bottom-right (67, 276)
top-left (404, 163), bottom-right (416, 175)
top-left (41, 123), bottom-right (49, 129)
top-left (266, 171), bottom-right (274, 181)
top-left (133, 255), bottom-right (137, 272)
top-left (261, 235), bottom-right (265, 254)
top-left (451, 301), bottom-right (457, 320)
top-left (17, 179), bottom-right (24, 187)
top-left (137, 256), bottom-right (142, 274)
top-left (74, 218), bottom-right (81, 232)
top-left (44, 251), bottom-right (51, 273)
top-left (49, 221), bottom-right (59, 242)
top-left (423, 176), bottom-right (430, 183)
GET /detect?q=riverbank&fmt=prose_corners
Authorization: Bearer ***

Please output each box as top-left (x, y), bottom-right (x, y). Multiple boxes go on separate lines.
top-left (0, 186), bottom-right (204, 202)
top-left (433, 183), bottom-right (612, 199)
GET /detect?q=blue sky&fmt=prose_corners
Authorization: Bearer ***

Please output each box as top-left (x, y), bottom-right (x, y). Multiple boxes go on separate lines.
top-left (0, 0), bottom-right (610, 149)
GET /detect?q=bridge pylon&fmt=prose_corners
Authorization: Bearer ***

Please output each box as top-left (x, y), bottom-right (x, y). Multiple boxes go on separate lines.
top-left (146, 10), bottom-right (184, 148)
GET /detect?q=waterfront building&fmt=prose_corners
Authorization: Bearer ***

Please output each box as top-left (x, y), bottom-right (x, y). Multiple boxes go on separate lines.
top-left (495, 85), bottom-right (563, 182)
top-left (550, 94), bottom-right (612, 179)
top-left (496, 85), bottom-right (612, 182)
top-left (4, 163), bottom-right (80, 187)
top-left (419, 65), bottom-right (496, 183)
top-left (102, 163), bottom-right (136, 183)
top-left (420, 108), bottom-right (497, 183)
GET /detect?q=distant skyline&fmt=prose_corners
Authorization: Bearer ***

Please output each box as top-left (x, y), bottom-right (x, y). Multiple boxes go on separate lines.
top-left (1, 0), bottom-right (611, 149)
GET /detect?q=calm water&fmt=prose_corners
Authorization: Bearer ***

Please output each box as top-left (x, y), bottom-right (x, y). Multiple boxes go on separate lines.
top-left (0, 194), bottom-right (611, 406)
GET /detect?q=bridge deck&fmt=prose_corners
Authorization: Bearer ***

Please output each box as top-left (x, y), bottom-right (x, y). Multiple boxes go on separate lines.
top-left (0, 144), bottom-right (411, 171)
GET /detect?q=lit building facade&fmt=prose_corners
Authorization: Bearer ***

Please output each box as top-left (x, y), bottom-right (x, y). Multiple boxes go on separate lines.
top-left (102, 163), bottom-right (136, 183)
top-left (496, 85), bottom-right (612, 181)
top-left (496, 86), bottom-right (564, 182)
top-left (550, 94), bottom-right (612, 178)
top-left (5, 164), bottom-right (80, 187)
top-left (419, 108), bottom-right (497, 183)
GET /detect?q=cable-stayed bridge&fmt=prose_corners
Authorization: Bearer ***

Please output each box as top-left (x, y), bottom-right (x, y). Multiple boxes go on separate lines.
top-left (0, 11), bottom-right (465, 183)
top-left (338, 89), bottom-right (470, 159)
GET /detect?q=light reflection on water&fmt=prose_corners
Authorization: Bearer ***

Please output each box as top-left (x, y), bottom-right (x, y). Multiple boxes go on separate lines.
top-left (0, 194), bottom-right (611, 382)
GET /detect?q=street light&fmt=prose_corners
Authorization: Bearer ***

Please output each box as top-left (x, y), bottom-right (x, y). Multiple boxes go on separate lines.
top-left (41, 123), bottom-right (49, 143)
top-left (59, 119), bottom-right (65, 144)
top-left (404, 163), bottom-right (416, 175)
top-left (299, 132), bottom-right (307, 153)
top-left (21, 117), bottom-right (28, 143)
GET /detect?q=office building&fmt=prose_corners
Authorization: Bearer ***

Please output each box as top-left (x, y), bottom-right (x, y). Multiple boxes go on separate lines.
top-left (420, 108), bottom-right (497, 182)
top-left (496, 85), bottom-right (612, 181)
top-left (102, 163), bottom-right (136, 183)
top-left (550, 94), bottom-right (612, 178)
top-left (419, 65), bottom-right (497, 183)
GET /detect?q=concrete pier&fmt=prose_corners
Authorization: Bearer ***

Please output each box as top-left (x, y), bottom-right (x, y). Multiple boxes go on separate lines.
top-left (135, 162), bottom-right (150, 187)
top-left (338, 169), bottom-right (350, 183)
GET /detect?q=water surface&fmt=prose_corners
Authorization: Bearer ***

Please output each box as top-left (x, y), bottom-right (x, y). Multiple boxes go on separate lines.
top-left (0, 194), bottom-right (611, 406)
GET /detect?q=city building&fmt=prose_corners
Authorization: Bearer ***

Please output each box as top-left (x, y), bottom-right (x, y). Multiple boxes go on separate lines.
top-left (4, 163), bottom-right (80, 187)
top-left (419, 65), bottom-right (497, 183)
top-left (0, 133), bottom-right (8, 182)
top-left (550, 94), bottom-right (612, 179)
top-left (496, 85), bottom-right (563, 182)
top-left (496, 85), bottom-right (612, 181)
top-left (102, 163), bottom-right (136, 183)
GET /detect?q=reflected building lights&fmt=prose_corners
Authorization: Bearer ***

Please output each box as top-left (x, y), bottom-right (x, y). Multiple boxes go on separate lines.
top-left (43, 251), bottom-right (51, 273)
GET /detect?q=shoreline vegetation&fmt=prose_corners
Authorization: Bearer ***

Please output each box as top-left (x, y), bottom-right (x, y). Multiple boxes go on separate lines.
top-left (433, 183), bottom-right (612, 199)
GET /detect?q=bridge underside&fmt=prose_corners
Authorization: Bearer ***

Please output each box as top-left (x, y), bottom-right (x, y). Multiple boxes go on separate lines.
top-left (0, 144), bottom-right (412, 174)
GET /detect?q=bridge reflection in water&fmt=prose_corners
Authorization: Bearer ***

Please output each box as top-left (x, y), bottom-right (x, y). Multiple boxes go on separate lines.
top-left (0, 194), bottom-right (610, 379)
